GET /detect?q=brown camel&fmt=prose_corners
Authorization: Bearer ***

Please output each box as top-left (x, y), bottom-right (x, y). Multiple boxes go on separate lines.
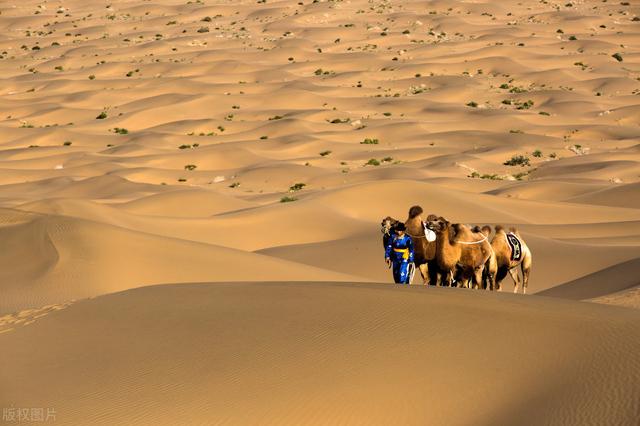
top-left (426, 217), bottom-right (492, 289)
top-left (404, 206), bottom-right (438, 285)
top-left (489, 225), bottom-right (532, 294)
top-left (480, 225), bottom-right (497, 291)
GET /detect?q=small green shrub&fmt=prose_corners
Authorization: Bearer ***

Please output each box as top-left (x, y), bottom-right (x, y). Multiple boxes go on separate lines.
top-left (361, 138), bottom-right (379, 144)
top-left (280, 196), bottom-right (297, 203)
top-left (289, 183), bottom-right (306, 191)
top-left (365, 158), bottom-right (380, 166)
top-left (504, 155), bottom-right (530, 166)
top-left (516, 100), bottom-right (534, 110)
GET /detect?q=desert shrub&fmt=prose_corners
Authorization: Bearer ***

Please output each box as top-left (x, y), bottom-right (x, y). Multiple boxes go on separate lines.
top-left (289, 183), bottom-right (306, 191)
top-left (504, 155), bottom-right (530, 166)
top-left (361, 138), bottom-right (379, 144)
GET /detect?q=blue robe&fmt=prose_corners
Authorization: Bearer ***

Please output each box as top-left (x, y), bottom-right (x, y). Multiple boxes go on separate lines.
top-left (385, 234), bottom-right (415, 284)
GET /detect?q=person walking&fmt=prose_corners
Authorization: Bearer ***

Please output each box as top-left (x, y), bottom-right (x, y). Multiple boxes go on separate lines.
top-left (384, 222), bottom-right (415, 284)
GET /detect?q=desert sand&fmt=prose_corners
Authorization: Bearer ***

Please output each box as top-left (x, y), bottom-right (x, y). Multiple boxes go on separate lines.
top-left (0, 0), bottom-right (639, 424)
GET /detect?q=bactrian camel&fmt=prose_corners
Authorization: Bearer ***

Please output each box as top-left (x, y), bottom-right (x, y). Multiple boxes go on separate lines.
top-left (426, 217), bottom-right (493, 289)
top-left (404, 206), bottom-right (438, 285)
top-left (488, 225), bottom-right (532, 294)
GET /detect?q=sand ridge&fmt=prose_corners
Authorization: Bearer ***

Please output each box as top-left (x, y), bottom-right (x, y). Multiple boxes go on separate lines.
top-left (1, 282), bottom-right (640, 425)
top-left (0, 0), bottom-right (639, 423)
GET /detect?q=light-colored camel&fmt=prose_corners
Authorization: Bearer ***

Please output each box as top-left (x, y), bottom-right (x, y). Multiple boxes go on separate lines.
top-left (404, 206), bottom-right (438, 285)
top-left (489, 225), bottom-right (532, 294)
top-left (426, 217), bottom-right (492, 289)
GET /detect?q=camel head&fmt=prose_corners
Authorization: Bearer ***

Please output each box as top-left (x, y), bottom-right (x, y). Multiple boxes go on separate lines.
top-left (408, 205), bottom-right (423, 219)
top-left (380, 216), bottom-right (399, 235)
top-left (426, 216), bottom-right (449, 233)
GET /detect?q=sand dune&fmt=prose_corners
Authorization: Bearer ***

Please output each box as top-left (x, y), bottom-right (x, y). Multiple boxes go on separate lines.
top-left (1, 282), bottom-right (639, 425)
top-left (0, 209), bottom-right (365, 314)
top-left (0, 0), bottom-right (639, 422)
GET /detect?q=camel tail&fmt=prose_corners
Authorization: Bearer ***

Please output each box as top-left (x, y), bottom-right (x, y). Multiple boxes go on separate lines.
top-left (408, 205), bottom-right (423, 219)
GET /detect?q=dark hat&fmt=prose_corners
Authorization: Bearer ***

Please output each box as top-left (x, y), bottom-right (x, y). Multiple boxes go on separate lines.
top-left (395, 222), bottom-right (406, 231)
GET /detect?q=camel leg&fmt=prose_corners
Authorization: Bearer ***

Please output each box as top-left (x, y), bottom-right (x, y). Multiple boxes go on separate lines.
top-left (522, 257), bottom-right (532, 295)
top-left (428, 261), bottom-right (439, 287)
top-left (509, 267), bottom-right (521, 294)
top-left (473, 266), bottom-right (484, 290)
top-left (444, 269), bottom-right (454, 287)
top-left (495, 267), bottom-right (508, 292)
top-left (454, 268), bottom-right (468, 288)
top-left (484, 268), bottom-right (495, 291)
top-left (418, 263), bottom-right (429, 285)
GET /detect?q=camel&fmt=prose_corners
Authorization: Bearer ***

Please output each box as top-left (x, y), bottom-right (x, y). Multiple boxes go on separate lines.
top-left (404, 206), bottom-right (438, 285)
top-left (480, 225), bottom-right (497, 291)
top-left (489, 225), bottom-right (532, 294)
top-left (380, 216), bottom-right (400, 249)
top-left (425, 217), bottom-right (493, 289)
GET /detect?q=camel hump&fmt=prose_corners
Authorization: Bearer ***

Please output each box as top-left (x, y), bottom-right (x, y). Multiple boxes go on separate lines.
top-left (481, 225), bottom-right (492, 237)
top-left (471, 225), bottom-right (482, 233)
top-left (509, 226), bottom-right (518, 233)
top-left (494, 225), bottom-right (505, 233)
top-left (408, 205), bottom-right (423, 219)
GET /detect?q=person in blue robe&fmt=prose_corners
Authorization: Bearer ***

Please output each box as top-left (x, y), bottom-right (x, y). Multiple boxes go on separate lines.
top-left (384, 222), bottom-right (415, 284)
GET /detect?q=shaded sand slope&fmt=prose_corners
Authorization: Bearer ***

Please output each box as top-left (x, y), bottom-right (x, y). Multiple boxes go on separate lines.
top-left (1, 282), bottom-right (639, 425)
top-left (538, 257), bottom-right (640, 300)
top-left (11, 179), bottom-right (640, 297)
top-left (0, 209), bottom-right (366, 314)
